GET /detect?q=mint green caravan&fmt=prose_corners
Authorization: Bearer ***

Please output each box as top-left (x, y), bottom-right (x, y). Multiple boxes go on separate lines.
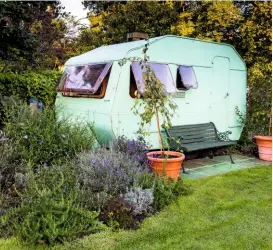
top-left (56, 35), bottom-right (247, 149)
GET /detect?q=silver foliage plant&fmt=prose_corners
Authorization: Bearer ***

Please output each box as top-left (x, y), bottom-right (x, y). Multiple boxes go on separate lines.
top-left (122, 187), bottom-right (154, 216)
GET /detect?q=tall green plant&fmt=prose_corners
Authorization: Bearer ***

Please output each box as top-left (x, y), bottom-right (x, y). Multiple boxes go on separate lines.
top-left (0, 166), bottom-right (103, 245)
top-left (120, 43), bottom-right (177, 152)
top-left (2, 98), bottom-right (95, 167)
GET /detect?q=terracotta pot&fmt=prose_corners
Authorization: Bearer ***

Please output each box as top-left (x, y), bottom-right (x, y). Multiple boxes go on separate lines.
top-left (254, 136), bottom-right (272, 162)
top-left (147, 151), bottom-right (185, 180)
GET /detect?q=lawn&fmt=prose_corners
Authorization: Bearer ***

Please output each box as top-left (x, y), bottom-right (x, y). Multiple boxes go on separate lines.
top-left (1, 165), bottom-right (271, 250)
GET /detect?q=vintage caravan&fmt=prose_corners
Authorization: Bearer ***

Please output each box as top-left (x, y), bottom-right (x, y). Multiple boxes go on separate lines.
top-left (56, 35), bottom-right (247, 149)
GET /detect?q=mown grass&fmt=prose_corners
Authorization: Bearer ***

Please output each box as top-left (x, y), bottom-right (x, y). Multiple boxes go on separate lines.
top-left (0, 165), bottom-right (271, 250)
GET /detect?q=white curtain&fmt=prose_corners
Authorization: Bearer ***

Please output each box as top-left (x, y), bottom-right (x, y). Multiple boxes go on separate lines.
top-left (131, 61), bottom-right (176, 94)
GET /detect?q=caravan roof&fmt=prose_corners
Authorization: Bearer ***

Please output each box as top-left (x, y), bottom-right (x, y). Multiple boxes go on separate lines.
top-left (65, 35), bottom-right (246, 71)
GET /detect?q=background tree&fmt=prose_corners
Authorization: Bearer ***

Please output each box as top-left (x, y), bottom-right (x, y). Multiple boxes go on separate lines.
top-left (0, 1), bottom-right (48, 72)
top-left (0, 1), bottom-right (73, 72)
top-left (81, 1), bottom-right (178, 46)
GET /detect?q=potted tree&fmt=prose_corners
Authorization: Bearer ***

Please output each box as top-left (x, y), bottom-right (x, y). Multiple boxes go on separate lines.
top-left (120, 42), bottom-right (185, 180)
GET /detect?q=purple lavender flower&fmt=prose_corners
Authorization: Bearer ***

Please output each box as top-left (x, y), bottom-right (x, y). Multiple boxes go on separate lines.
top-left (0, 137), bottom-right (9, 142)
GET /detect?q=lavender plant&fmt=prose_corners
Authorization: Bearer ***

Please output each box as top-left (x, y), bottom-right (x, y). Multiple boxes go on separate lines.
top-left (111, 136), bottom-right (150, 165)
top-left (76, 148), bottom-right (150, 197)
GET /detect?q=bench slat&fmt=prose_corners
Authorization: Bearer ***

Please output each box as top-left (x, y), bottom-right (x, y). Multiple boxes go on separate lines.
top-left (169, 125), bottom-right (215, 133)
top-left (169, 129), bottom-right (215, 135)
top-left (168, 130), bottom-right (216, 138)
top-left (182, 141), bottom-right (235, 152)
top-left (170, 123), bottom-right (214, 129)
top-left (180, 136), bottom-right (218, 144)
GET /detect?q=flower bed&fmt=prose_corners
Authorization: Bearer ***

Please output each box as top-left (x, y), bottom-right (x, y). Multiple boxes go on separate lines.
top-left (0, 100), bottom-right (190, 246)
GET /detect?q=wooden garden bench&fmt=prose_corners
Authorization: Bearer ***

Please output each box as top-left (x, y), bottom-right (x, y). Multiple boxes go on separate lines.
top-left (165, 122), bottom-right (236, 173)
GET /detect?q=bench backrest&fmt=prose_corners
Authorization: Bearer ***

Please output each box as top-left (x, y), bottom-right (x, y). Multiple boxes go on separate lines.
top-left (166, 122), bottom-right (218, 146)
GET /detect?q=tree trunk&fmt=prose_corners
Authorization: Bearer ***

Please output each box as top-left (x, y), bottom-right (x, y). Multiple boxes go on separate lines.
top-left (269, 111), bottom-right (272, 136)
top-left (154, 107), bottom-right (164, 154)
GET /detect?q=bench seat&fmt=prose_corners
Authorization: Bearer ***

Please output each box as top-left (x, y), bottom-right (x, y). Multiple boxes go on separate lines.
top-left (165, 122), bottom-right (236, 173)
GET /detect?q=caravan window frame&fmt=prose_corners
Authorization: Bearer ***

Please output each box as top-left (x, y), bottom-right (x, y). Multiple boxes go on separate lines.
top-left (130, 61), bottom-right (176, 98)
top-left (176, 65), bottom-right (198, 90)
top-left (57, 62), bottom-right (112, 98)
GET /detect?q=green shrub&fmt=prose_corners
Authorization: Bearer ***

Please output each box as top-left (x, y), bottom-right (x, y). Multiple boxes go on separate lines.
top-left (246, 61), bottom-right (272, 137)
top-left (0, 136), bottom-right (25, 211)
top-left (99, 197), bottom-right (136, 230)
top-left (0, 70), bottom-right (60, 126)
top-left (0, 166), bottom-right (104, 245)
top-left (236, 60), bottom-right (272, 154)
top-left (138, 173), bottom-right (190, 211)
top-left (2, 99), bottom-right (95, 167)
top-left (0, 71), bottom-right (60, 106)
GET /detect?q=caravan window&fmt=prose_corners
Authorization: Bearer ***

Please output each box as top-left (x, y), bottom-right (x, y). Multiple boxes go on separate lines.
top-left (57, 62), bottom-right (112, 98)
top-left (177, 66), bottom-right (198, 90)
top-left (130, 61), bottom-right (176, 96)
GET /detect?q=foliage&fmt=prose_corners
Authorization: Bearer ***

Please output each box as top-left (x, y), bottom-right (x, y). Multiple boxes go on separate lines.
top-left (235, 60), bottom-right (272, 154)
top-left (172, 1), bottom-right (243, 43)
top-left (111, 136), bottom-right (150, 165)
top-left (76, 148), bottom-right (149, 210)
top-left (0, 166), bottom-right (103, 245)
top-left (246, 61), bottom-right (272, 136)
top-left (0, 136), bottom-right (25, 219)
top-left (0, 1), bottom-right (69, 72)
top-left (240, 2), bottom-right (272, 65)
top-left (122, 187), bottom-right (154, 216)
top-left (81, 1), bottom-right (178, 46)
top-left (138, 173), bottom-right (190, 211)
top-left (32, 15), bottom-right (85, 70)
top-left (0, 135), bottom-right (24, 189)
top-left (99, 197), bottom-right (135, 230)
top-left (2, 99), bottom-right (95, 167)
top-left (0, 71), bottom-right (60, 108)
top-left (0, 166), bottom-right (271, 249)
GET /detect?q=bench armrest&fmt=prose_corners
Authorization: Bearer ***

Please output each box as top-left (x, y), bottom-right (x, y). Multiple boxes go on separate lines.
top-left (216, 130), bottom-right (232, 141)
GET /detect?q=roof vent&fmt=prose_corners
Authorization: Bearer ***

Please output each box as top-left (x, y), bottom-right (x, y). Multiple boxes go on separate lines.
top-left (127, 32), bottom-right (149, 42)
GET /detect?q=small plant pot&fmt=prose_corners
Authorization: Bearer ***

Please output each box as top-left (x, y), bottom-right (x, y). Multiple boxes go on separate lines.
top-left (254, 136), bottom-right (272, 162)
top-left (147, 151), bottom-right (185, 180)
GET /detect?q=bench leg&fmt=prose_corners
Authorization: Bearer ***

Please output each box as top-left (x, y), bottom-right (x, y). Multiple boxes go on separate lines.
top-left (208, 150), bottom-right (214, 159)
top-left (182, 162), bottom-right (187, 174)
top-left (228, 148), bottom-right (235, 164)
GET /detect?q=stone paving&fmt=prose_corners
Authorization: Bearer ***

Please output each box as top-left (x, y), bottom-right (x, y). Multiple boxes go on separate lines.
top-left (181, 154), bottom-right (271, 180)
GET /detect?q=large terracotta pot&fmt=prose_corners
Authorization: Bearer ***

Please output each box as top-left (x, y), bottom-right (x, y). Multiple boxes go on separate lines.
top-left (254, 136), bottom-right (272, 162)
top-left (147, 151), bottom-right (185, 180)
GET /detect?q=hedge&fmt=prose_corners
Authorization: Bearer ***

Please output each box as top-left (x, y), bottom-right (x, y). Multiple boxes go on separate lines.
top-left (0, 70), bottom-right (61, 106)
top-left (0, 70), bottom-right (61, 126)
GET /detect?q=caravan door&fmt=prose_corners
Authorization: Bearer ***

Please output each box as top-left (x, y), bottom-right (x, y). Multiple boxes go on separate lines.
top-left (209, 57), bottom-right (230, 132)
